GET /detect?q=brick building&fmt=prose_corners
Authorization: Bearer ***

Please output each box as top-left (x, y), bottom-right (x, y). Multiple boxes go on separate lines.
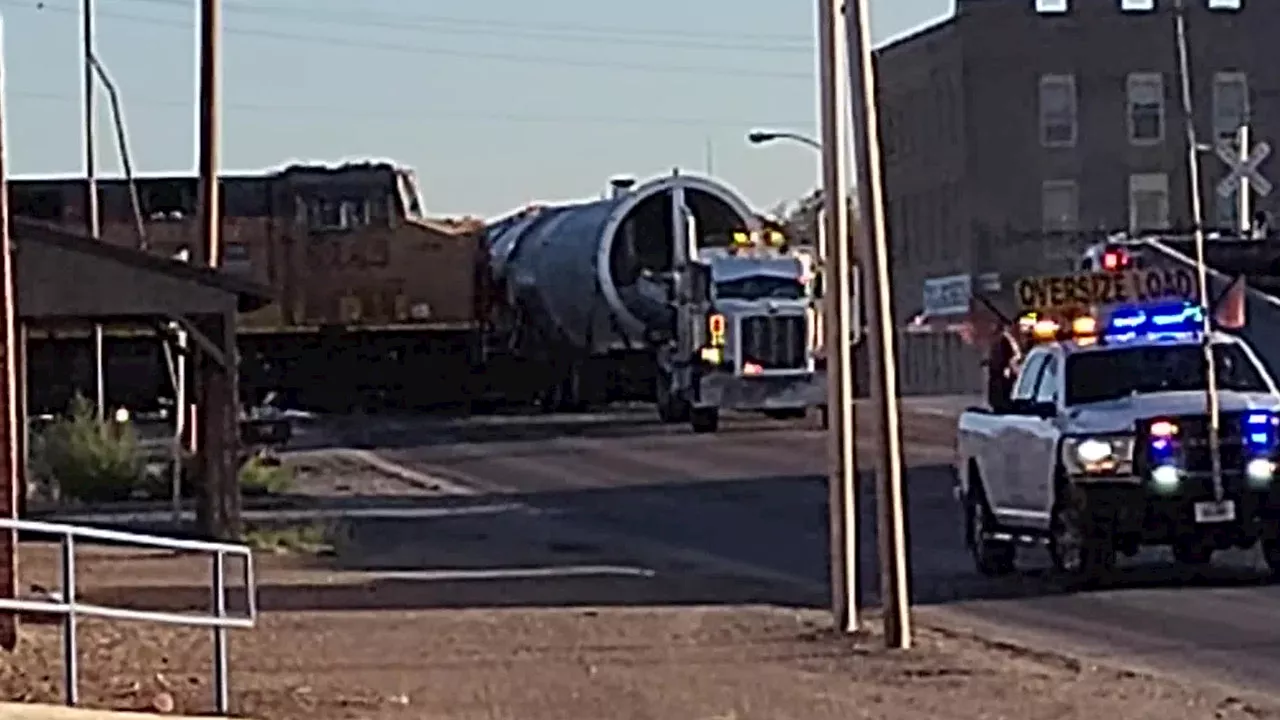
top-left (876, 0), bottom-right (1274, 394)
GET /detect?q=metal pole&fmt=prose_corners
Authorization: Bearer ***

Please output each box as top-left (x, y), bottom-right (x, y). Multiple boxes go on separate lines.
top-left (817, 0), bottom-right (858, 633)
top-left (172, 326), bottom-right (187, 524)
top-left (82, 0), bottom-right (105, 420)
top-left (1238, 123), bottom-right (1251, 235)
top-left (88, 56), bottom-right (147, 250)
top-left (211, 551), bottom-right (229, 714)
top-left (1174, 0), bottom-right (1223, 503)
top-left (60, 535), bottom-right (78, 705)
top-left (846, 0), bottom-right (911, 648)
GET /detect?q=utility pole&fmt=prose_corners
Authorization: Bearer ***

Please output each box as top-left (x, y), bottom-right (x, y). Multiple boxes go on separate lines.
top-left (0, 15), bottom-right (21, 652)
top-left (1173, 0), bottom-right (1223, 506)
top-left (846, 0), bottom-right (911, 648)
top-left (817, 0), bottom-right (858, 633)
top-left (195, 0), bottom-right (240, 540)
top-left (82, 0), bottom-right (105, 420)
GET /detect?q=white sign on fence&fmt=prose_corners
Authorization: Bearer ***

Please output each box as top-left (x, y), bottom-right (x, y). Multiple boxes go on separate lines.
top-left (922, 274), bottom-right (972, 317)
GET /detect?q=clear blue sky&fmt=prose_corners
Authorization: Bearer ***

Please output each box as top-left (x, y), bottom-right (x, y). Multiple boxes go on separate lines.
top-left (1, 0), bottom-right (951, 217)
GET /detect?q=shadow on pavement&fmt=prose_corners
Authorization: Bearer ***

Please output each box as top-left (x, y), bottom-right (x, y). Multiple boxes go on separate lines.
top-left (54, 462), bottom-right (1277, 616)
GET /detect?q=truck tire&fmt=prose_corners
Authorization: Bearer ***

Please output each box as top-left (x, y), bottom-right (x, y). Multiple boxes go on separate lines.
top-left (1049, 488), bottom-right (1115, 586)
top-left (1262, 537), bottom-right (1280, 579)
top-left (690, 407), bottom-right (719, 433)
top-left (965, 481), bottom-right (1016, 576)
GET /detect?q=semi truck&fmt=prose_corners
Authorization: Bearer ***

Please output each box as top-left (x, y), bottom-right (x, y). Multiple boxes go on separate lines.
top-left (481, 172), bottom-right (826, 432)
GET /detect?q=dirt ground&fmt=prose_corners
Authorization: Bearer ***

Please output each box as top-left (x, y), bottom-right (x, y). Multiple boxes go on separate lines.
top-left (2, 545), bottom-right (1278, 720)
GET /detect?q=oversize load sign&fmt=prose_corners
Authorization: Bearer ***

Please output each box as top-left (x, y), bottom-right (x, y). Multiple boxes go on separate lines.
top-left (1015, 268), bottom-right (1196, 311)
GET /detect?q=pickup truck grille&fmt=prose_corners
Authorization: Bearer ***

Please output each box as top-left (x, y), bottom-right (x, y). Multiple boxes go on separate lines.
top-left (739, 314), bottom-right (807, 370)
top-left (1138, 412), bottom-right (1246, 495)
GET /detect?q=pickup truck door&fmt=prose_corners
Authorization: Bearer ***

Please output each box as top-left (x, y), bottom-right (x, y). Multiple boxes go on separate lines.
top-left (1006, 353), bottom-right (1063, 527)
top-left (988, 352), bottom-right (1049, 519)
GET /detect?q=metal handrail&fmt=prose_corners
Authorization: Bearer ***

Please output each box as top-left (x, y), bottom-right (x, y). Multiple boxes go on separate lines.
top-left (0, 517), bottom-right (257, 714)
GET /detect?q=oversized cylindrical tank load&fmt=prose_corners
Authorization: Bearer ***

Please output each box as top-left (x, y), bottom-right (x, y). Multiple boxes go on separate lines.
top-left (485, 173), bottom-right (759, 358)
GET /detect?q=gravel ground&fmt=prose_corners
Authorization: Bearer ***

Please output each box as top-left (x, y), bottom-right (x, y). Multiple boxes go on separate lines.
top-left (2, 545), bottom-right (1279, 720)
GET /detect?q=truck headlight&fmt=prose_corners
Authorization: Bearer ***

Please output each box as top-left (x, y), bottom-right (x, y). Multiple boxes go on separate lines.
top-left (1062, 435), bottom-right (1134, 476)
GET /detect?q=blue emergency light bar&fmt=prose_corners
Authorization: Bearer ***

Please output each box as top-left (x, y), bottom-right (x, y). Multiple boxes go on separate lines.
top-left (1104, 301), bottom-right (1204, 342)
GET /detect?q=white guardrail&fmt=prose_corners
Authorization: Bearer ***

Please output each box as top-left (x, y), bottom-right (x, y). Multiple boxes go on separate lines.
top-left (0, 518), bottom-right (257, 714)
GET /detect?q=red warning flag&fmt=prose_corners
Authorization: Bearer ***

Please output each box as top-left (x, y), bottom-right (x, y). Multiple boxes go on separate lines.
top-left (1213, 275), bottom-right (1247, 330)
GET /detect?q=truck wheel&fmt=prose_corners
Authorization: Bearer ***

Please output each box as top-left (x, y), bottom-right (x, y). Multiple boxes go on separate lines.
top-left (690, 407), bottom-right (719, 433)
top-left (965, 484), bottom-right (1016, 576)
top-left (1050, 492), bottom-right (1115, 586)
top-left (1262, 538), bottom-right (1280, 579)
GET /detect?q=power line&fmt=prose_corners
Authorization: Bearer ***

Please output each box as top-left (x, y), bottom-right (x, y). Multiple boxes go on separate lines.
top-left (10, 0), bottom-right (813, 79)
top-left (121, 0), bottom-right (815, 52)
top-left (7, 86), bottom-right (811, 128)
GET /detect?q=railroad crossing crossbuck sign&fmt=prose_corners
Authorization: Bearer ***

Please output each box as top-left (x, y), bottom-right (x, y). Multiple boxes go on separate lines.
top-left (1216, 139), bottom-right (1273, 199)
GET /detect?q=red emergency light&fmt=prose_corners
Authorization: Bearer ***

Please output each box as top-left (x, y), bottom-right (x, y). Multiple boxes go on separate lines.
top-left (1101, 247), bottom-right (1132, 271)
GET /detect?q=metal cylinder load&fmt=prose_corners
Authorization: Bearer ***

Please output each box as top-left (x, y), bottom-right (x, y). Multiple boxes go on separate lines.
top-left (485, 173), bottom-right (759, 355)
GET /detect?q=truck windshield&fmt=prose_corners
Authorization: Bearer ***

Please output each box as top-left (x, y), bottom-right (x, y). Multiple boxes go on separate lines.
top-left (715, 276), bottom-right (804, 300)
top-left (1065, 343), bottom-right (1271, 405)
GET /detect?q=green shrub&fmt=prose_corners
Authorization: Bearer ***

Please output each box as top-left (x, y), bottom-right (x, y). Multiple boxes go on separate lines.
top-left (239, 454), bottom-right (294, 496)
top-left (32, 395), bottom-right (144, 503)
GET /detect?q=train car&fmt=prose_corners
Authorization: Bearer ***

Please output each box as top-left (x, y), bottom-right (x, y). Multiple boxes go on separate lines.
top-left (13, 161), bottom-right (487, 413)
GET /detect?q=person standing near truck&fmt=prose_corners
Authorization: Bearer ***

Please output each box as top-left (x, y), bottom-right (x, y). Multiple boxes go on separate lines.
top-left (982, 326), bottom-right (1022, 409)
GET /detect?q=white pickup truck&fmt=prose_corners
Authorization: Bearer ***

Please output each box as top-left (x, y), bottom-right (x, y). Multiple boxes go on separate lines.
top-left (956, 302), bottom-right (1280, 584)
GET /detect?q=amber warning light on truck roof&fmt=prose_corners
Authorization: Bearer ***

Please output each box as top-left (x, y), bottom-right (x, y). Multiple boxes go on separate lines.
top-left (1015, 267), bottom-right (1195, 312)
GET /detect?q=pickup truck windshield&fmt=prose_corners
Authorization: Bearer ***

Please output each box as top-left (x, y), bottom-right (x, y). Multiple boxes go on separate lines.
top-left (715, 276), bottom-right (804, 300)
top-left (1065, 343), bottom-right (1270, 405)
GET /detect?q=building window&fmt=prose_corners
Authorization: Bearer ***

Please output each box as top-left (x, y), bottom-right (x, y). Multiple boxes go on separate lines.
top-left (1041, 180), bottom-right (1079, 231)
top-left (1129, 173), bottom-right (1170, 231)
top-left (1126, 72), bottom-right (1165, 145)
top-left (1212, 71), bottom-right (1249, 141)
top-left (1039, 74), bottom-right (1077, 147)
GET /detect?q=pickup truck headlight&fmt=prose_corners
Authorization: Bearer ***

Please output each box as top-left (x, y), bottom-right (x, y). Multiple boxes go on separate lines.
top-left (1062, 435), bottom-right (1135, 476)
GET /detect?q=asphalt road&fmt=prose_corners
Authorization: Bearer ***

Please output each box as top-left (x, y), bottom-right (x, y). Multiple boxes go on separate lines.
top-left (341, 401), bottom-right (1280, 693)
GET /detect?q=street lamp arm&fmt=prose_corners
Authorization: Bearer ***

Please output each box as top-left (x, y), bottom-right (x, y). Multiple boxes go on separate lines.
top-left (748, 129), bottom-right (822, 151)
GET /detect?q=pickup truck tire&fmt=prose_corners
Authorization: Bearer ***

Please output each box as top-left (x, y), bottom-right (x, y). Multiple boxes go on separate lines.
top-left (1050, 490), bottom-right (1115, 585)
top-left (1261, 538), bottom-right (1280, 578)
top-left (965, 483), bottom-right (1016, 576)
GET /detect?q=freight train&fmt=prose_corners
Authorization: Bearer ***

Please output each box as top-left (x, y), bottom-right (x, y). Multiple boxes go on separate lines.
top-left (14, 161), bottom-right (487, 414)
top-left (15, 163), bottom-right (826, 427)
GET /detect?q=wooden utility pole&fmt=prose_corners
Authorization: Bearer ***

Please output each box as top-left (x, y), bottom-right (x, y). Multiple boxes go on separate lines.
top-left (0, 15), bottom-right (20, 650)
top-left (195, 0), bottom-right (241, 539)
top-left (845, 0), bottom-right (912, 648)
top-left (816, 0), bottom-right (858, 633)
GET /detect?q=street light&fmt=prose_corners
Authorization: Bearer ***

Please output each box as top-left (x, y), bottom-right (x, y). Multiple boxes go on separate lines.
top-left (747, 129), bottom-right (822, 151)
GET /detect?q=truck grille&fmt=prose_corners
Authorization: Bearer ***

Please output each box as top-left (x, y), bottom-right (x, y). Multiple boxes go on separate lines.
top-left (1138, 413), bottom-right (1246, 496)
top-left (739, 314), bottom-right (807, 370)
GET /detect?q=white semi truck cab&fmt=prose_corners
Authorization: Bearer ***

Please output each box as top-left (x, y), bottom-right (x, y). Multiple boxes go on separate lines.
top-left (656, 234), bottom-right (825, 432)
